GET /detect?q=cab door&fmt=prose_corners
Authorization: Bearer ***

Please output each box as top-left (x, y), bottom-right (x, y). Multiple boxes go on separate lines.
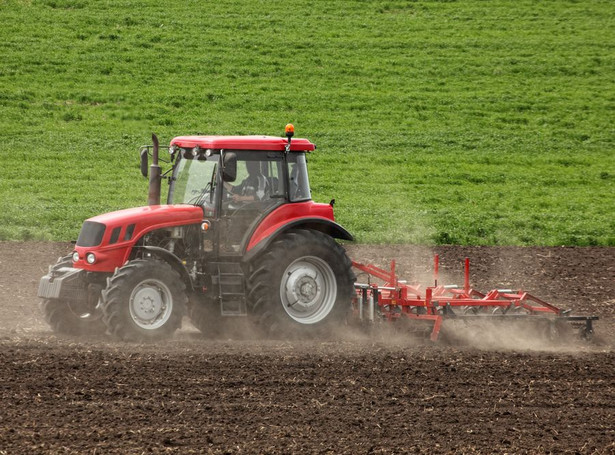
top-left (218, 151), bottom-right (285, 254)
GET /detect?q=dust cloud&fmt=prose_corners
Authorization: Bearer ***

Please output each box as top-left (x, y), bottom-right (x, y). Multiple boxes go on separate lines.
top-left (436, 318), bottom-right (596, 353)
top-left (329, 316), bottom-right (608, 354)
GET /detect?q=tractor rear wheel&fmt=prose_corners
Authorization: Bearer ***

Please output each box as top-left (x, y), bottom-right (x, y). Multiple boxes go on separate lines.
top-left (247, 229), bottom-right (355, 338)
top-left (102, 259), bottom-right (187, 341)
top-left (40, 255), bottom-right (105, 336)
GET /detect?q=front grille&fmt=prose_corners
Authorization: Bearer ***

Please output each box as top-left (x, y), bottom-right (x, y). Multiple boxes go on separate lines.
top-left (38, 275), bottom-right (63, 299)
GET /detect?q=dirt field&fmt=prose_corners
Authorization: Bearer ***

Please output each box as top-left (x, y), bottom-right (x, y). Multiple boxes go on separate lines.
top-left (0, 242), bottom-right (614, 454)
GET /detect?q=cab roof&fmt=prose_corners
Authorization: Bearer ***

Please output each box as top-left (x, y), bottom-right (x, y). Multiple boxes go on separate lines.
top-left (170, 135), bottom-right (316, 152)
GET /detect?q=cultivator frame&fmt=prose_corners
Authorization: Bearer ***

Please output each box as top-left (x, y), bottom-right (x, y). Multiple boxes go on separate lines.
top-left (352, 256), bottom-right (598, 342)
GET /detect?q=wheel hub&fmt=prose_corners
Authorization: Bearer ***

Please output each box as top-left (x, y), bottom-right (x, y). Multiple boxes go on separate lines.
top-left (129, 280), bottom-right (172, 329)
top-left (286, 267), bottom-right (321, 309)
top-left (297, 276), bottom-right (318, 303)
top-left (134, 289), bottom-right (162, 318)
top-left (280, 257), bottom-right (337, 324)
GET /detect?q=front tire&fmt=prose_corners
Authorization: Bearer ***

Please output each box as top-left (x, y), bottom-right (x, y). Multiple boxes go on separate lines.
top-left (247, 229), bottom-right (355, 338)
top-left (40, 255), bottom-right (105, 336)
top-left (102, 259), bottom-right (187, 341)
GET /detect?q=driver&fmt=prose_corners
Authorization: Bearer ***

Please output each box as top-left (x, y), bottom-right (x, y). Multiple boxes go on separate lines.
top-left (225, 160), bottom-right (269, 203)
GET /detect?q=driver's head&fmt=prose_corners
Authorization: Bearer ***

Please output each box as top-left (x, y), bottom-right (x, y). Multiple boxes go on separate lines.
top-left (246, 160), bottom-right (261, 176)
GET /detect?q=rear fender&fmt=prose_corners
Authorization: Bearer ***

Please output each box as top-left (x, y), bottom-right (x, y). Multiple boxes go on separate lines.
top-left (132, 246), bottom-right (194, 291)
top-left (243, 218), bottom-right (353, 263)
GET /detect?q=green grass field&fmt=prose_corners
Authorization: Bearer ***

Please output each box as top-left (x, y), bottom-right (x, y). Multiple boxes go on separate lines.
top-left (1, 0), bottom-right (613, 245)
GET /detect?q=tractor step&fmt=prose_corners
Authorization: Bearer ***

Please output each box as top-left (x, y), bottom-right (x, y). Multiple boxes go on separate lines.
top-left (211, 262), bottom-right (247, 316)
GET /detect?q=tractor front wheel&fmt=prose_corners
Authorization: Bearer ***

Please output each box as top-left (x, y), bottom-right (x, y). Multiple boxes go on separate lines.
top-left (40, 255), bottom-right (105, 336)
top-left (102, 259), bottom-right (187, 341)
top-left (247, 229), bottom-right (355, 338)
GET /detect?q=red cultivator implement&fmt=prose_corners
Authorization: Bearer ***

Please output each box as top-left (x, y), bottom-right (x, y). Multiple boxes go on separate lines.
top-left (352, 256), bottom-right (598, 342)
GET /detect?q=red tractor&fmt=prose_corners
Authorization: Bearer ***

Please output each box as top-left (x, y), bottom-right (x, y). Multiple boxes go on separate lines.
top-left (38, 125), bottom-right (355, 340)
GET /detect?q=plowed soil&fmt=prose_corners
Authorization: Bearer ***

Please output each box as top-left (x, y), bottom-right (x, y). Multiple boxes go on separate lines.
top-left (0, 242), bottom-right (614, 454)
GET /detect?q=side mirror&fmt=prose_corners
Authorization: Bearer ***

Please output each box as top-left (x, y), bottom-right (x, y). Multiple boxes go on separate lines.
top-left (222, 152), bottom-right (237, 182)
top-left (140, 148), bottom-right (149, 178)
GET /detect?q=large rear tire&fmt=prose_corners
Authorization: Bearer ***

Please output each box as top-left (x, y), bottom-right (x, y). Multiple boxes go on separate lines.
top-left (102, 259), bottom-right (187, 341)
top-left (40, 255), bottom-right (105, 336)
top-left (247, 229), bottom-right (355, 338)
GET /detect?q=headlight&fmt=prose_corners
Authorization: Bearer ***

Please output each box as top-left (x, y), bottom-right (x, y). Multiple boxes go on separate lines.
top-left (72, 251), bottom-right (80, 262)
top-left (86, 253), bottom-right (96, 264)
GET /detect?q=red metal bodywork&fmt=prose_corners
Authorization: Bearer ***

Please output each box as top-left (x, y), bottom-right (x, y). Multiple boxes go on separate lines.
top-left (73, 205), bottom-right (203, 272)
top-left (71, 132), bottom-right (333, 272)
top-left (170, 136), bottom-right (315, 152)
top-left (246, 201), bottom-right (336, 252)
top-left (73, 201), bottom-right (339, 272)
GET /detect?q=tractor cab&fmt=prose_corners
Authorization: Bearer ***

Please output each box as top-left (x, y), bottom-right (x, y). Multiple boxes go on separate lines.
top-left (165, 133), bottom-right (314, 255)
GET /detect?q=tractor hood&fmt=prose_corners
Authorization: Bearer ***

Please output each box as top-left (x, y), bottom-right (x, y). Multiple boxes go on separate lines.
top-left (72, 205), bottom-right (203, 272)
top-left (80, 205), bottom-right (204, 246)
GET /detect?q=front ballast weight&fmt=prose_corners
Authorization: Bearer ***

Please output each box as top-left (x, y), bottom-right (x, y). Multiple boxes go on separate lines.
top-left (351, 255), bottom-right (598, 343)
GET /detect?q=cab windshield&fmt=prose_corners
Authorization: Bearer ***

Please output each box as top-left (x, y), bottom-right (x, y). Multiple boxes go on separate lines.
top-left (169, 154), bottom-right (219, 211)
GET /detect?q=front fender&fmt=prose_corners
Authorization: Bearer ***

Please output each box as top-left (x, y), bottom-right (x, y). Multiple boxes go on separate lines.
top-left (133, 246), bottom-right (194, 291)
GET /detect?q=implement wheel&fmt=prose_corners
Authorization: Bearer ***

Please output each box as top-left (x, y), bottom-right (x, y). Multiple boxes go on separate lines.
top-left (247, 229), bottom-right (355, 338)
top-left (40, 255), bottom-right (105, 336)
top-left (102, 259), bottom-right (187, 341)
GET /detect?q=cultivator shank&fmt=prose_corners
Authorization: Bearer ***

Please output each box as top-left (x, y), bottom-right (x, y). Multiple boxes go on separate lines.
top-left (352, 256), bottom-right (597, 342)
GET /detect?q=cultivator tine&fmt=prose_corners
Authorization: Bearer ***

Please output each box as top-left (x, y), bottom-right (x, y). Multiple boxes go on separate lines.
top-left (357, 286), bottom-right (364, 321)
top-left (431, 316), bottom-right (443, 342)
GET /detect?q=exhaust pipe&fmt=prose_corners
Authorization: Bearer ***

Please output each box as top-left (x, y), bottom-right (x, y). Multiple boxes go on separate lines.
top-left (148, 133), bottom-right (162, 206)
